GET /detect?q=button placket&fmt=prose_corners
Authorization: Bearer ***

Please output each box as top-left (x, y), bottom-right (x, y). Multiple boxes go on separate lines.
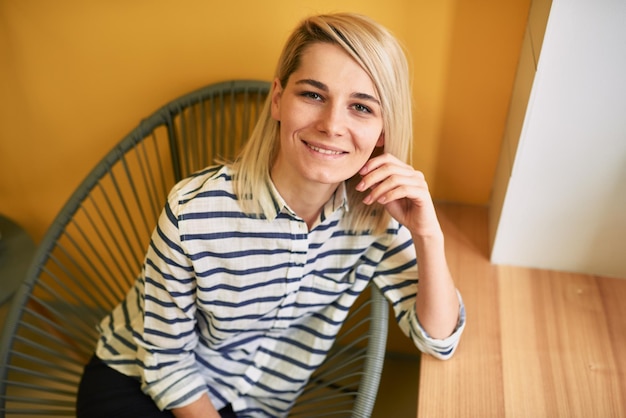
top-left (246, 216), bottom-right (308, 383)
top-left (273, 218), bottom-right (307, 329)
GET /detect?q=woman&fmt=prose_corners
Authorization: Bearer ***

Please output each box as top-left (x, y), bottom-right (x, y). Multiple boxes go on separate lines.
top-left (77, 12), bottom-right (465, 418)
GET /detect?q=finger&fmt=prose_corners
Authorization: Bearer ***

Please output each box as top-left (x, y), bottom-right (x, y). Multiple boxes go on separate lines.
top-left (378, 183), bottom-right (429, 205)
top-left (357, 161), bottom-right (414, 192)
top-left (362, 173), bottom-right (420, 205)
top-left (365, 169), bottom-right (431, 205)
top-left (359, 152), bottom-right (407, 175)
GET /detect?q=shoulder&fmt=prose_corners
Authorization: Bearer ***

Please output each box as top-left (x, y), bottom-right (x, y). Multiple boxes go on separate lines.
top-left (372, 216), bottom-right (407, 242)
top-left (168, 165), bottom-right (235, 201)
top-left (162, 165), bottom-right (242, 220)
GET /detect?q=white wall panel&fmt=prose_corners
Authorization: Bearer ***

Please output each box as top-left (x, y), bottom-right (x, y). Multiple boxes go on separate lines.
top-left (490, 0), bottom-right (626, 279)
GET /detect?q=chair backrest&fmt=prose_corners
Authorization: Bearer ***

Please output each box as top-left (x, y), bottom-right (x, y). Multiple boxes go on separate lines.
top-left (0, 80), bottom-right (387, 417)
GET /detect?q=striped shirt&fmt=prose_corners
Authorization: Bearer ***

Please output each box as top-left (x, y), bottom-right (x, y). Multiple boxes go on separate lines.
top-left (95, 164), bottom-right (465, 417)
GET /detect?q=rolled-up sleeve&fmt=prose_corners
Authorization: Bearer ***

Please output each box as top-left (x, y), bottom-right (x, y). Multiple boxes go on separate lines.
top-left (400, 290), bottom-right (465, 359)
top-left (373, 225), bottom-right (466, 360)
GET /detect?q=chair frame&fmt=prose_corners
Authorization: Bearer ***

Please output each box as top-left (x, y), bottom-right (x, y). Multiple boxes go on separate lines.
top-left (0, 79), bottom-right (388, 417)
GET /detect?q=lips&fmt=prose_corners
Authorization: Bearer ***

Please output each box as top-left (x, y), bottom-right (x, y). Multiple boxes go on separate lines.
top-left (304, 141), bottom-right (345, 155)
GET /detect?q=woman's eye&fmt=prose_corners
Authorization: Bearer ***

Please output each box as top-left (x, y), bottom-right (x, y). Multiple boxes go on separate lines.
top-left (301, 91), bottom-right (322, 101)
top-left (353, 103), bottom-right (372, 114)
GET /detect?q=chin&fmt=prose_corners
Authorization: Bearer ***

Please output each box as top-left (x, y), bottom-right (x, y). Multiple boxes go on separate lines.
top-left (308, 171), bottom-right (355, 185)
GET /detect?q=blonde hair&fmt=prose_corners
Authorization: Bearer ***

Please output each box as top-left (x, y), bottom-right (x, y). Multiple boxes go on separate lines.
top-left (233, 12), bottom-right (412, 233)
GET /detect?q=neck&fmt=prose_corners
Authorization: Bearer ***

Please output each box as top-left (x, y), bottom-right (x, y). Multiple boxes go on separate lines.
top-left (270, 173), bottom-right (338, 230)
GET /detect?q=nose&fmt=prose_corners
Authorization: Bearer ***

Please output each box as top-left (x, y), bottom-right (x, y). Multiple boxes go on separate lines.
top-left (316, 102), bottom-right (347, 137)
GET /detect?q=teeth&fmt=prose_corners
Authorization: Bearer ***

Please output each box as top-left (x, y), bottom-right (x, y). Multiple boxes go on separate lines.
top-left (307, 143), bottom-right (343, 155)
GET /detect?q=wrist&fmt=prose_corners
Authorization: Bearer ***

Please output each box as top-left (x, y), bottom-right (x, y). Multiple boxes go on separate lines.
top-left (411, 228), bottom-right (444, 248)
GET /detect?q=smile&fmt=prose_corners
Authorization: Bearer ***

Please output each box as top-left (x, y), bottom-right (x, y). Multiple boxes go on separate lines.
top-left (305, 142), bottom-right (345, 155)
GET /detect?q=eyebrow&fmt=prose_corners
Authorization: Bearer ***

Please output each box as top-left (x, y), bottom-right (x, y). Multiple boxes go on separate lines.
top-left (295, 79), bottom-right (381, 105)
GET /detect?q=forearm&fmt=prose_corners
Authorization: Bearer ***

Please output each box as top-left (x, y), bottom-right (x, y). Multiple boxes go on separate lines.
top-left (172, 393), bottom-right (221, 418)
top-left (413, 232), bottom-right (459, 339)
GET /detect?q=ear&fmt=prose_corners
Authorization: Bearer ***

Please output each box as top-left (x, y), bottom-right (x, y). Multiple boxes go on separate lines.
top-left (270, 78), bottom-right (283, 122)
top-left (376, 131), bottom-right (385, 148)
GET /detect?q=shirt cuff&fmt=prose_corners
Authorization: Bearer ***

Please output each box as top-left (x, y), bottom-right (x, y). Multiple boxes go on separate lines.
top-left (142, 362), bottom-right (208, 411)
top-left (412, 289), bottom-right (466, 360)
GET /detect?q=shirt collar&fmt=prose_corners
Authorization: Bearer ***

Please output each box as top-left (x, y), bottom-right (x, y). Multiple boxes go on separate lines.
top-left (266, 180), bottom-right (349, 222)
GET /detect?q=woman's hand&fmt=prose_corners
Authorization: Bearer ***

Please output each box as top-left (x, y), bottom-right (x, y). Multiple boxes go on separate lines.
top-left (356, 153), bottom-right (442, 239)
top-left (357, 153), bottom-right (460, 339)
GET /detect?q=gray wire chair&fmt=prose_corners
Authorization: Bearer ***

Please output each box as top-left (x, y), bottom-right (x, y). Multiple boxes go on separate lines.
top-left (0, 79), bottom-right (388, 417)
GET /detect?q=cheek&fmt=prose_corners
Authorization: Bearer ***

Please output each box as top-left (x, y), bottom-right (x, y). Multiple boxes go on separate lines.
top-left (355, 125), bottom-right (384, 151)
top-left (281, 106), bottom-right (317, 138)
top-left (277, 114), bottom-right (297, 139)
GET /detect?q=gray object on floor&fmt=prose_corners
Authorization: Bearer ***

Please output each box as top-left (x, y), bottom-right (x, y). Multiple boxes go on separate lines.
top-left (0, 216), bottom-right (36, 306)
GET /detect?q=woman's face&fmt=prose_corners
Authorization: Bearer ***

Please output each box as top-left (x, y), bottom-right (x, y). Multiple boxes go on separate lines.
top-left (270, 42), bottom-right (384, 189)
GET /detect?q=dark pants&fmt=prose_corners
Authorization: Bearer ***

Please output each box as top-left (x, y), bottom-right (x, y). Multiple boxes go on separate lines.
top-left (77, 355), bottom-right (236, 418)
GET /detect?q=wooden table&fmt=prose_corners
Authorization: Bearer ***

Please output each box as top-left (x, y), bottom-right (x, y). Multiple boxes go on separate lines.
top-left (416, 203), bottom-right (626, 417)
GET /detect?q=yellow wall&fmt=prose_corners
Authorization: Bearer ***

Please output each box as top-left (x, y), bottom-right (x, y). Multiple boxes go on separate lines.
top-left (0, 0), bottom-right (529, 241)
